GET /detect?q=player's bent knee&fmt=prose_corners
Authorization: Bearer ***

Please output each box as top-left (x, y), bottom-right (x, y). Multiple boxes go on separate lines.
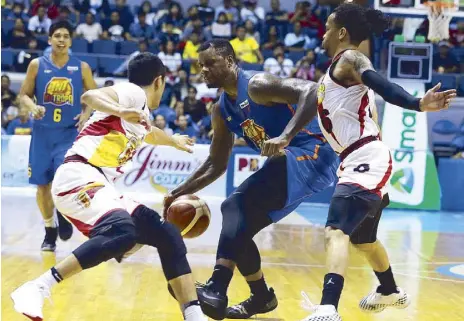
top-left (325, 226), bottom-right (348, 244)
top-left (220, 193), bottom-right (247, 236)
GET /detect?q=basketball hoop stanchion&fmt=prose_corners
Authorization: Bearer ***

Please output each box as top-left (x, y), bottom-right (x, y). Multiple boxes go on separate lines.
top-left (424, 1), bottom-right (457, 42)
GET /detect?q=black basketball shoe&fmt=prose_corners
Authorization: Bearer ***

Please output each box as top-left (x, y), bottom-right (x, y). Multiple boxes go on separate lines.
top-left (41, 227), bottom-right (57, 252)
top-left (195, 281), bottom-right (228, 320)
top-left (57, 211), bottom-right (73, 241)
top-left (226, 287), bottom-right (278, 319)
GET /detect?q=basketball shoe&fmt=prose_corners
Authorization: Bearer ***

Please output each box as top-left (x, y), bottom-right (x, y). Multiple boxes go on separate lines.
top-left (57, 211), bottom-right (73, 241)
top-left (11, 280), bottom-right (51, 321)
top-left (359, 287), bottom-right (410, 313)
top-left (299, 291), bottom-right (342, 321)
top-left (41, 227), bottom-right (57, 252)
top-left (226, 288), bottom-right (278, 319)
top-left (195, 281), bottom-right (228, 320)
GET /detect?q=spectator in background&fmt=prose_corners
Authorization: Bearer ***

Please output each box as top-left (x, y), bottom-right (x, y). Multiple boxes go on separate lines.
top-left (175, 114), bottom-right (198, 141)
top-left (10, 18), bottom-right (32, 49)
top-left (284, 21), bottom-right (318, 51)
top-left (158, 20), bottom-right (181, 45)
top-left (56, 6), bottom-right (74, 25)
top-left (158, 2), bottom-right (184, 31)
top-left (31, 0), bottom-right (59, 20)
top-left (266, 0), bottom-right (288, 25)
top-left (244, 19), bottom-right (260, 43)
top-left (172, 70), bottom-right (190, 102)
top-left (182, 32), bottom-right (201, 78)
top-left (157, 0), bottom-right (181, 12)
top-left (113, 40), bottom-right (148, 76)
top-left (450, 21), bottom-right (464, 47)
top-left (158, 40), bottom-right (182, 84)
top-left (433, 41), bottom-right (459, 73)
top-left (2, 105), bottom-right (19, 130)
top-left (183, 15), bottom-right (211, 42)
top-left (130, 11), bottom-right (155, 41)
top-left (154, 114), bottom-right (174, 136)
top-left (135, 1), bottom-right (156, 26)
top-left (28, 6), bottom-right (52, 35)
top-left (1, 75), bottom-right (18, 111)
top-left (75, 12), bottom-right (102, 42)
top-left (291, 49), bottom-right (316, 80)
top-left (102, 11), bottom-right (130, 42)
top-left (215, 0), bottom-right (239, 24)
top-left (15, 38), bottom-right (40, 72)
top-left (73, 0), bottom-right (111, 18)
top-left (263, 44), bottom-right (294, 78)
top-left (241, 0), bottom-right (265, 26)
top-left (7, 3), bottom-right (29, 22)
top-left (6, 107), bottom-right (33, 135)
top-left (114, 0), bottom-right (134, 30)
top-left (262, 25), bottom-right (281, 49)
top-left (183, 86), bottom-right (207, 123)
top-left (211, 12), bottom-right (232, 39)
top-left (289, 1), bottom-right (324, 38)
top-left (197, 0), bottom-right (215, 25)
top-left (230, 25), bottom-right (264, 64)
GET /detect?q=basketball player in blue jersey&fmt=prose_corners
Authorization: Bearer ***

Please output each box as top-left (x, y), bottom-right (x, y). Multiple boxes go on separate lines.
top-left (163, 39), bottom-right (339, 320)
top-left (19, 20), bottom-right (97, 251)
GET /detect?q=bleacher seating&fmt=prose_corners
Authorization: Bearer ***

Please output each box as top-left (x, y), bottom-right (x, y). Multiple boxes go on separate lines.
top-left (429, 73), bottom-right (458, 91)
top-left (71, 38), bottom-right (89, 53)
top-left (119, 41), bottom-right (138, 56)
top-left (98, 57), bottom-right (126, 76)
top-left (1, 50), bottom-right (15, 71)
top-left (74, 54), bottom-right (98, 72)
top-left (92, 40), bottom-right (116, 55)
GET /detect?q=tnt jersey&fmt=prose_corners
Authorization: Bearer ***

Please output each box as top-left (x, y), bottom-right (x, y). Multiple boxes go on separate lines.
top-left (34, 55), bottom-right (83, 128)
top-left (66, 82), bottom-right (150, 181)
top-left (219, 69), bottom-right (339, 222)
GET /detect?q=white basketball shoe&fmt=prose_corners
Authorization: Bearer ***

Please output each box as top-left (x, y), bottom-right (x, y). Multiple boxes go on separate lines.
top-left (359, 287), bottom-right (411, 313)
top-left (11, 280), bottom-right (51, 321)
top-left (299, 292), bottom-right (342, 321)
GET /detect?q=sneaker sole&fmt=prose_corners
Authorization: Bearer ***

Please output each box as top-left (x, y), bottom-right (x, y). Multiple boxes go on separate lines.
top-left (40, 246), bottom-right (56, 252)
top-left (359, 298), bottom-right (411, 314)
top-left (226, 299), bottom-right (278, 319)
top-left (199, 299), bottom-right (226, 320)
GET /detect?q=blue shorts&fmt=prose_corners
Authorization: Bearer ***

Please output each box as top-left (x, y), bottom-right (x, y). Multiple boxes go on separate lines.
top-left (269, 142), bottom-right (338, 222)
top-left (28, 125), bottom-right (78, 185)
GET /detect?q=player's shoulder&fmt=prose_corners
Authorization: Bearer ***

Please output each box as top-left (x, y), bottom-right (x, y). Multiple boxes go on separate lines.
top-left (339, 49), bottom-right (370, 66)
top-left (29, 58), bottom-right (41, 69)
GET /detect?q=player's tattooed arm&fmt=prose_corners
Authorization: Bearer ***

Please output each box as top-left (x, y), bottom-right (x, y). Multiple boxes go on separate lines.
top-left (342, 50), bottom-right (456, 112)
top-left (248, 73), bottom-right (318, 155)
top-left (19, 59), bottom-right (44, 119)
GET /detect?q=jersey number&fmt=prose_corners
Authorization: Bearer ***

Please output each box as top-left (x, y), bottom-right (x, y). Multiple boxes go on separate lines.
top-left (53, 108), bottom-right (61, 122)
top-left (320, 108), bottom-right (333, 134)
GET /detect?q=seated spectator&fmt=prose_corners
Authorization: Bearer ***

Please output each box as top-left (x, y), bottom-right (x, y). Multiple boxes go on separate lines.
top-left (289, 1), bottom-right (324, 38)
top-left (15, 39), bottom-right (40, 73)
top-left (1, 75), bottom-right (18, 112)
top-left (264, 45), bottom-right (294, 78)
top-left (130, 12), bottom-right (155, 41)
top-left (244, 19), bottom-right (260, 43)
top-left (73, 0), bottom-right (111, 18)
top-left (56, 6), bottom-right (75, 25)
top-left (158, 40), bottom-right (182, 84)
top-left (10, 18), bottom-right (32, 49)
top-left (158, 2), bottom-right (184, 32)
top-left (157, 0), bottom-right (182, 12)
top-left (28, 6), bottom-right (52, 35)
top-left (291, 50), bottom-right (316, 80)
top-left (240, 0), bottom-right (265, 26)
top-left (183, 86), bottom-right (207, 123)
top-left (215, 0), bottom-right (239, 24)
top-left (211, 12), bottom-right (232, 39)
top-left (2, 105), bottom-right (19, 130)
top-left (135, 1), bottom-right (156, 26)
top-left (31, 0), bottom-right (59, 20)
top-left (183, 15), bottom-right (211, 42)
top-left (172, 70), bottom-right (190, 102)
top-left (114, 40), bottom-right (148, 76)
top-left (75, 12), bottom-right (102, 43)
top-left (182, 32), bottom-right (201, 77)
top-left (158, 20), bottom-right (181, 45)
top-left (154, 114), bottom-right (174, 136)
top-left (102, 11), bottom-right (130, 42)
top-left (266, 0), bottom-right (288, 25)
top-left (174, 114), bottom-right (198, 140)
top-left (114, 0), bottom-right (134, 30)
top-left (284, 22), bottom-right (318, 51)
top-left (433, 41), bottom-right (459, 73)
top-left (262, 25), bottom-right (281, 50)
top-left (7, 3), bottom-right (29, 22)
top-left (230, 25), bottom-right (264, 64)
top-left (197, 0), bottom-right (215, 25)
top-left (7, 108), bottom-right (33, 135)
top-left (450, 21), bottom-right (464, 47)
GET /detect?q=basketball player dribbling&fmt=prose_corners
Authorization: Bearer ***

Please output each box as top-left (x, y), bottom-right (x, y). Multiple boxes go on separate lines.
top-left (267, 4), bottom-right (456, 321)
top-left (11, 53), bottom-right (208, 321)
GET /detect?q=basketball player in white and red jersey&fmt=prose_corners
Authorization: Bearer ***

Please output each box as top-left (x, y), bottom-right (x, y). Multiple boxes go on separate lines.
top-left (11, 53), bottom-right (208, 321)
top-left (261, 3), bottom-right (456, 321)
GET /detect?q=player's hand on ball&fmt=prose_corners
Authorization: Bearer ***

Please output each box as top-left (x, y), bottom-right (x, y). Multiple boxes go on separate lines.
top-left (32, 105), bottom-right (46, 120)
top-left (119, 109), bottom-right (150, 130)
top-left (163, 194), bottom-right (176, 219)
top-left (420, 83), bottom-right (457, 112)
top-left (171, 134), bottom-right (194, 153)
top-left (261, 135), bottom-right (289, 156)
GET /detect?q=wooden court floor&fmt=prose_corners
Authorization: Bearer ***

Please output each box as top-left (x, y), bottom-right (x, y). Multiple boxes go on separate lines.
top-left (2, 215), bottom-right (464, 321)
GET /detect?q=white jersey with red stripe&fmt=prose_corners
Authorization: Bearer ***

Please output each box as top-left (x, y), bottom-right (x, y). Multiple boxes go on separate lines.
top-left (66, 82), bottom-right (149, 181)
top-left (316, 53), bottom-right (379, 155)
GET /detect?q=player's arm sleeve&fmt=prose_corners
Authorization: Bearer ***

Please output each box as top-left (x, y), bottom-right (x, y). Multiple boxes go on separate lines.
top-left (343, 50), bottom-right (421, 112)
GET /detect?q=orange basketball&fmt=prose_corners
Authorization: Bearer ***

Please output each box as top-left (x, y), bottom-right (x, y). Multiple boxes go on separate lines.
top-left (166, 195), bottom-right (211, 238)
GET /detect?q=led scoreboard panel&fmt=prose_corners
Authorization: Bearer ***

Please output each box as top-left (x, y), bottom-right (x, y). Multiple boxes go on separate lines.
top-left (387, 42), bottom-right (433, 83)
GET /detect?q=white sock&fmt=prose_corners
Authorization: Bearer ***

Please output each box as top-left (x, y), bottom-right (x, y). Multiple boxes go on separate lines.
top-left (35, 269), bottom-right (59, 289)
top-left (44, 217), bottom-right (56, 228)
top-left (183, 305), bottom-right (205, 321)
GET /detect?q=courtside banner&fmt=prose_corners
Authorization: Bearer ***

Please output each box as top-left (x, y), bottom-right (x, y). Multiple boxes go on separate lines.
top-left (381, 81), bottom-right (441, 210)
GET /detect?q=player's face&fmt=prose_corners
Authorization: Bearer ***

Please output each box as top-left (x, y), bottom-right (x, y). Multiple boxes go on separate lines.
top-left (198, 48), bottom-right (232, 88)
top-left (49, 28), bottom-right (71, 54)
top-left (322, 14), bottom-right (341, 57)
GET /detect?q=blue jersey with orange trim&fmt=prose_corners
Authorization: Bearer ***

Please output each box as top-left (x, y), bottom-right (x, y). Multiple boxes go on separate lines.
top-left (219, 69), bottom-right (325, 153)
top-left (34, 55), bottom-right (83, 128)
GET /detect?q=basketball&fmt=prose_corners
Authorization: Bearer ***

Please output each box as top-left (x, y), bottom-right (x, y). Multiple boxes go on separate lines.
top-left (166, 195), bottom-right (211, 238)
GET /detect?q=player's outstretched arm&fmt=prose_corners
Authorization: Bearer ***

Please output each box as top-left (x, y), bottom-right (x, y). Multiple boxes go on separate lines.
top-left (19, 59), bottom-right (45, 119)
top-left (145, 127), bottom-right (194, 153)
top-left (248, 73), bottom-right (318, 156)
top-left (163, 103), bottom-right (234, 217)
top-left (343, 50), bottom-right (457, 112)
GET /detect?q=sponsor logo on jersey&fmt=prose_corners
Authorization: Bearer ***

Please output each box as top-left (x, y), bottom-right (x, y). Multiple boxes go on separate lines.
top-left (44, 69), bottom-right (52, 73)
top-left (317, 83), bottom-right (325, 105)
top-left (240, 119), bottom-right (270, 149)
top-left (43, 77), bottom-right (74, 106)
top-left (390, 167), bottom-right (414, 194)
top-left (239, 99), bottom-right (250, 109)
top-left (67, 66), bottom-right (79, 71)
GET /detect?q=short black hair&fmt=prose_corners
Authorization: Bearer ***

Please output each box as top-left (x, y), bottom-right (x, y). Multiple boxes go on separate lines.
top-left (128, 52), bottom-right (166, 87)
top-left (49, 20), bottom-right (74, 37)
top-left (198, 39), bottom-right (237, 63)
top-left (333, 3), bottom-right (389, 45)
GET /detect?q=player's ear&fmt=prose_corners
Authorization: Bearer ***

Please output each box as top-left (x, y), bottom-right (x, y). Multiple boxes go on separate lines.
top-left (48, 37), bottom-right (51, 46)
top-left (226, 55), bottom-right (234, 68)
top-left (154, 75), bottom-right (165, 90)
top-left (338, 27), bottom-right (347, 41)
